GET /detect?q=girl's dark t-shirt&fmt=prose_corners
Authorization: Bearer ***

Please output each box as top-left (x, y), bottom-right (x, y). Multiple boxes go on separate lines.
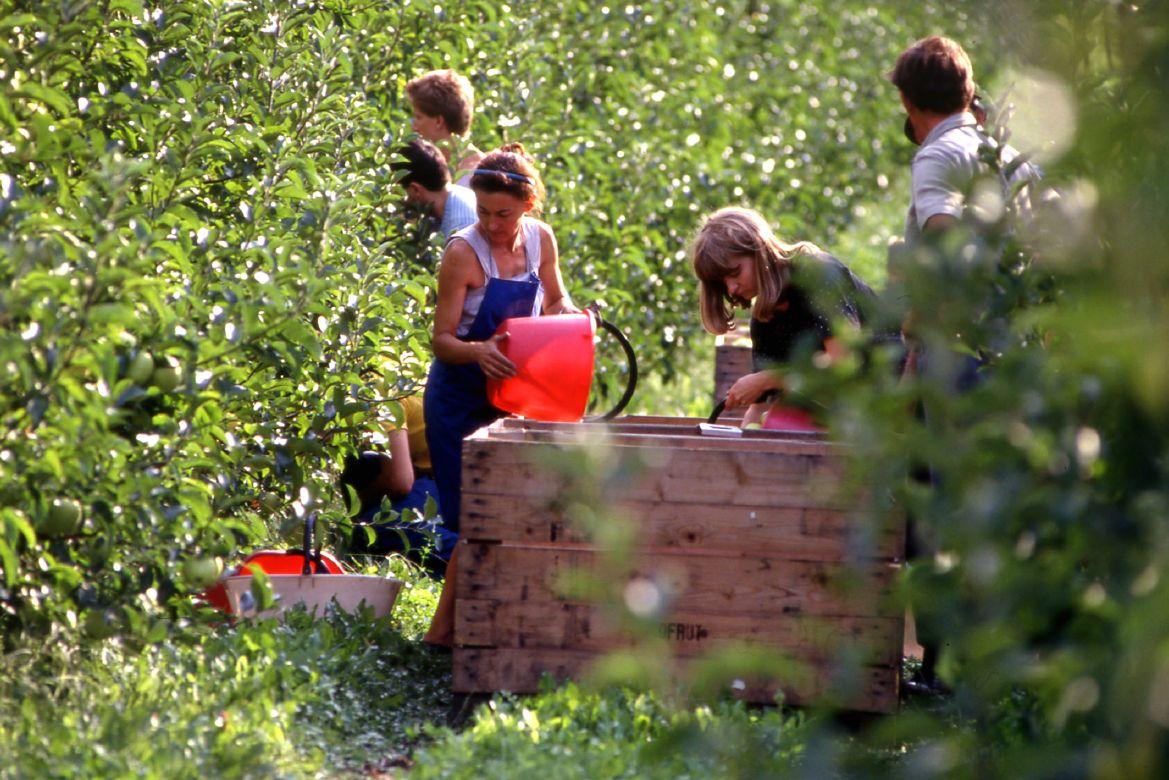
top-left (749, 252), bottom-right (874, 372)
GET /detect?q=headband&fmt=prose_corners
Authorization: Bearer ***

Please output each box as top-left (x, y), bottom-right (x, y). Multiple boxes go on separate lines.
top-left (471, 168), bottom-right (534, 185)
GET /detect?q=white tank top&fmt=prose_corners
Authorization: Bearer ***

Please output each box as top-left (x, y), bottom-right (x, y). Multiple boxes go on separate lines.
top-left (449, 218), bottom-right (545, 337)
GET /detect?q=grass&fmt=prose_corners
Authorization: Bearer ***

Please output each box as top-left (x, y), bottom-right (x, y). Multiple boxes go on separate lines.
top-left (0, 545), bottom-right (1039, 779)
top-left (0, 555), bottom-right (450, 778)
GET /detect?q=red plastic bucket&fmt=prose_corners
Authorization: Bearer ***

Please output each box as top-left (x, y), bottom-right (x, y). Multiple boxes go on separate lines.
top-left (761, 403), bottom-right (823, 432)
top-left (199, 549), bottom-right (344, 614)
top-left (486, 313), bottom-right (596, 422)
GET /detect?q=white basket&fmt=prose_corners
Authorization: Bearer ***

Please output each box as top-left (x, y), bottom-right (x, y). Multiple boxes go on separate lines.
top-left (225, 574), bottom-right (403, 619)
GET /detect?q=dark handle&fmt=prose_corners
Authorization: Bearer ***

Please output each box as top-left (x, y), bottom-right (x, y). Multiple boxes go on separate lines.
top-left (300, 514), bottom-right (329, 576)
top-left (708, 390), bottom-right (780, 424)
top-left (583, 311), bottom-right (638, 422)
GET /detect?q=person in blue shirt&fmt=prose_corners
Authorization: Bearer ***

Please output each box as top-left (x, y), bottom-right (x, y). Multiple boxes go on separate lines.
top-left (393, 139), bottom-right (478, 241)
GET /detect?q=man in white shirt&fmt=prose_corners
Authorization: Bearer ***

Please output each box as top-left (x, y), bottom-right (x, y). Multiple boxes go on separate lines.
top-left (888, 37), bottom-right (1044, 696)
top-left (890, 36), bottom-right (1039, 243)
top-left (393, 139), bottom-right (478, 241)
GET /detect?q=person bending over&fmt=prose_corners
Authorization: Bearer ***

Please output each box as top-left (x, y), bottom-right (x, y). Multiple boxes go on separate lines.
top-left (392, 139), bottom-right (478, 241)
top-left (339, 394), bottom-right (455, 577)
top-left (691, 207), bottom-right (875, 429)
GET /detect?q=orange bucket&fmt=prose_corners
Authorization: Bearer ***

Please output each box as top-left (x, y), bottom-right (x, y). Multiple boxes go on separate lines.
top-left (486, 313), bottom-right (596, 422)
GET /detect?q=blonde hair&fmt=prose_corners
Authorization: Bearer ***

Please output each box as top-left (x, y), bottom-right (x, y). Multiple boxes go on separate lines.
top-left (691, 207), bottom-right (822, 334)
top-left (405, 69), bottom-right (475, 136)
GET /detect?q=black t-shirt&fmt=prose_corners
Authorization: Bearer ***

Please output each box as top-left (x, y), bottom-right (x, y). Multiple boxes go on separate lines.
top-left (749, 252), bottom-right (874, 372)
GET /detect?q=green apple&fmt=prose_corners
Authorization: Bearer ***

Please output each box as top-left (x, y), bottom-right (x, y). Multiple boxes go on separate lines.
top-left (182, 556), bottom-right (223, 588)
top-left (151, 359), bottom-right (183, 393)
top-left (39, 498), bottom-right (83, 538)
top-left (126, 350), bottom-right (155, 384)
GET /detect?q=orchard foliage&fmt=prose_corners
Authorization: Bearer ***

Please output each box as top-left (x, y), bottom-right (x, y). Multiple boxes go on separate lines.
top-left (0, 0), bottom-right (969, 634)
top-left (6, 0), bottom-right (1169, 776)
top-left (410, 682), bottom-right (807, 779)
top-left (0, 0), bottom-right (453, 636)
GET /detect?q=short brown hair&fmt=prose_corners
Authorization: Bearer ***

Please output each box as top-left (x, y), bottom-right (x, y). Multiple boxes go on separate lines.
top-left (889, 36), bottom-right (974, 115)
top-left (691, 207), bottom-right (821, 334)
top-left (405, 69), bottom-right (475, 136)
top-left (470, 143), bottom-right (546, 215)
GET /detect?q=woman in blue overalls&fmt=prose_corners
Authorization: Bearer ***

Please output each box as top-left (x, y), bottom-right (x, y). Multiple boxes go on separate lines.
top-left (424, 143), bottom-right (580, 540)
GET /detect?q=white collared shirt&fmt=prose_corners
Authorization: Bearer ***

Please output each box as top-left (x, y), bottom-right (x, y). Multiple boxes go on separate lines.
top-left (904, 112), bottom-right (1039, 243)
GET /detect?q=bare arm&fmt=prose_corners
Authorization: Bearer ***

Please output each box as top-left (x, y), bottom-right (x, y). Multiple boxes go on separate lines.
top-left (373, 430), bottom-right (414, 497)
top-left (725, 370), bottom-right (784, 410)
top-left (431, 240), bottom-right (516, 378)
top-left (536, 224), bottom-right (580, 315)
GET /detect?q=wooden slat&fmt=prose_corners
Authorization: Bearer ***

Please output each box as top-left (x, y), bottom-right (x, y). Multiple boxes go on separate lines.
top-left (452, 647), bottom-right (900, 712)
top-left (714, 342), bottom-right (754, 402)
top-left (472, 420), bottom-right (839, 454)
top-left (455, 543), bottom-right (897, 619)
top-left (490, 416), bottom-right (827, 443)
top-left (483, 427), bottom-right (827, 448)
top-left (455, 598), bottom-right (902, 666)
top-left (461, 437), bottom-right (852, 510)
top-left (461, 493), bottom-right (905, 561)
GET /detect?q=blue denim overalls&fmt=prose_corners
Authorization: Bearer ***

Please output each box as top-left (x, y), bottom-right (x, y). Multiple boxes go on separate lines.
top-left (424, 223), bottom-right (543, 536)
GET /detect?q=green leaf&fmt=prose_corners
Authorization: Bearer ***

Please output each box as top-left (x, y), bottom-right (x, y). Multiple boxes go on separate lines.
top-left (14, 83), bottom-right (73, 116)
top-left (0, 537), bottom-right (18, 587)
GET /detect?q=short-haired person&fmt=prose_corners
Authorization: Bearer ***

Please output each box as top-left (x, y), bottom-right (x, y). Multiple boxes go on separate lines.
top-left (889, 37), bottom-right (1043, 692)
top-left (692, 207), bottom-right (876, 428)
top-left (405, 69), bottom-right (484, 186)
top-left (890, 35), bottom-right (1039, 241)
top-left (393, 139), bottom-right (478, 240)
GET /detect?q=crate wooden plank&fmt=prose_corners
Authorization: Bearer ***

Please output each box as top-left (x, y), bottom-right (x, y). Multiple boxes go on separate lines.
top-left (483, 427), bottom-right (829, 450)
top-left (495, 416), bottom-right (824, 440)
top-left (491, 417), bottom-right (828, 444)
top-left (714, 341), bottom-right (754, 402)
top-left (455, 543), bottom-right (896, 619)
top-left (455, 598), bottom-right (902, 666)
top-left (452, 647), bottom-right (899, 712)
top-left (461, 493), bottom-right (904, 561)
top-left (468, 422), bottom-right (841, 457)
top-left (453, 417), bottom-right (905, 712)
top-left (461, 439), bottom-right (851, 510)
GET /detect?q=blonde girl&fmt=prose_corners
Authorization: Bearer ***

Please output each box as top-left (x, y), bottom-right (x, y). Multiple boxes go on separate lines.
top-left (692, 207), bottom-right (874, 427)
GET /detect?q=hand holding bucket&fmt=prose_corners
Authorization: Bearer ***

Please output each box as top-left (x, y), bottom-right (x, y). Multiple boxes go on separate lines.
top-left (486, 313), bottom-right (597, 422)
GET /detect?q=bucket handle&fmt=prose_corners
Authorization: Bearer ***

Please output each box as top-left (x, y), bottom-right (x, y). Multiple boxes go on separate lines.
top-left (299, 514), bottom-right (330, 576)
top-left (583, 309), bottom-right (639, 422)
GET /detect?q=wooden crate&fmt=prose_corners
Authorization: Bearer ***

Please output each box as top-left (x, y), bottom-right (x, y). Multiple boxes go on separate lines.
top-left (453, 417), bottom-right (905, 712)
top-left (714, 332), bottom-right (753, 404)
